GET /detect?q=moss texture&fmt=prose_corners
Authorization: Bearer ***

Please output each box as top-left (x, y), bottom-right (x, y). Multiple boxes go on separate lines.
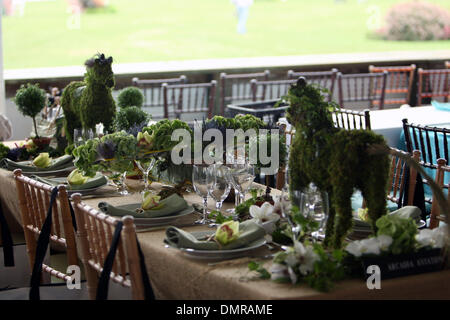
top-left (61, 53), bottom-right (116, 143)
top-left (286, 78), bottom-right (390, 249)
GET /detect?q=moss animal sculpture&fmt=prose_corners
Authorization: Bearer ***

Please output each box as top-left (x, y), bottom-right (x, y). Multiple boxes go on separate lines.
top-left (286, 78), bottom-right (390, 249)
top-left (61, 53), bottom-right (116, 143)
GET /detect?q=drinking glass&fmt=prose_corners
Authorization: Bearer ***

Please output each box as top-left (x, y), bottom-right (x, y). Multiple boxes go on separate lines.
top-left (83, 128), bottom-right (94, 141)
top-left (109, 171), bottom-right (129, 196)
top-left (227, 162), bottom-right (255, 207)
top-left (135, 158), bottom-right (156, 194)
top-left (309, 190), bottom-right (329, 241)
top-left (192, 165), bottom-right (211, 225)
top-left (207, 164), bottom-right (231, 211)
top-left (74, 129), bottom-right (83, 147)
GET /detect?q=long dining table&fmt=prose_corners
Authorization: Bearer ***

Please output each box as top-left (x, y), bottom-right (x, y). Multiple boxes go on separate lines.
top-left (1, 168), bottom-right (449, 300)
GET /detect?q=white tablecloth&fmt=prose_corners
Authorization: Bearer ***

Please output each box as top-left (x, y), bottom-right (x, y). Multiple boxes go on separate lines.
top-left (370, 106), bottom-right (450, 147)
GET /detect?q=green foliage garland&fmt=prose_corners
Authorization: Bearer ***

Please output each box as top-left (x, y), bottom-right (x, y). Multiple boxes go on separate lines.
top-left (285, 78), bottom-right (390, 249)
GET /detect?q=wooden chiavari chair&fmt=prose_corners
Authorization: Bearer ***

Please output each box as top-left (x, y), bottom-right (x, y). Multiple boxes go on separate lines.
top-left (429, 159), bottom-right (449, 229)
top-left (417, 68), bottom-right (450, 105)
top-left (12, 169), bottom-right (80, 299)
top-left (71, 194), bottom-right (154, 300)
top-left (337, 71), bottom-right (388, 110)
top-left (219, 70), bottom-right (270, 115)
top-left (287, 69), bottom-right (338, 102)
top-left (162, 80), bottom-right (217, 119)
top-left (250, 79), bottom-right (296, 102)
top-left (132, 75), bottom-right (187, 109)
top-left (387, 148), bottom-right (421, 208)
top-left (369, 65), bottom-right (416, 106)
top-left (332, 108), bottom-right (371, 130)
top-left (402, 119), bottom-right (450, 169)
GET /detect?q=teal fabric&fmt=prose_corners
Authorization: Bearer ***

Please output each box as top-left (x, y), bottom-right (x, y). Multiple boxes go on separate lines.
top-left (98, 194), bottom-right (188, 218)
top-left (398, 125), bottom-right (450, 214)
top-left (351, 190), bottom-right (399, 213)
top-left (431, 100), bottom-right (450, 112)
top-left (165, 220), bottom-right (266, 251)
top-left (0, 155), bottom-right (73, 172)
top-left (31, 173), bottom-right (107, 190)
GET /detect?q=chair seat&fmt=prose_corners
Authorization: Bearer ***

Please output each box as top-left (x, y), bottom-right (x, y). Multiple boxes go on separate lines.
top-left (0, 283), bottom-right (88, 300)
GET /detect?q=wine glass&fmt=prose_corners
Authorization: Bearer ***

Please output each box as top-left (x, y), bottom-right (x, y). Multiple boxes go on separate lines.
top-left (309, 190), bottom-right (329, 241)
top-left (83, 128), bottom-right (94, 142)
top-left (109, 171), bottom-right (129, 196)
top-left (207, 164), bottom-right (231, 211)
top-left (135, 158), bottom-right (156, 194)
top-left (192, 165), bottom-right (212, 225)
top-left (227, 162), bottom-right (255, 207)
top-left (74, 129), bottom-right (84, 147)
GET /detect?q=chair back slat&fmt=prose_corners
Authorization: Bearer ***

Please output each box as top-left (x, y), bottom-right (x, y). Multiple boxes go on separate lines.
top-left (220, 70), bottom-right (270, 115)
top-left (13, 169), bottom-right (78, 281)
top-left (369, 65), bottom-right (416, 105)
top-left (337, 71), bottom-right (388, 109)
top-left (387, 148), bottom-right (420, 206)
top-left (287, 69), bottom-right (338, 102)
top-left (163, 81), bottom-right (217, 119)
top-left (417, 68), bottom-right (450, 105)
top-left (403, 119), bottom-right (450, 167)
top-left (429, 159), bottom-right (449, 229)
top-left (132, 76), bottom-right (187, 109)
top-left (71, 194), bottom-right (147, 300)
top-left (331, 108), bottom-right (371, 130)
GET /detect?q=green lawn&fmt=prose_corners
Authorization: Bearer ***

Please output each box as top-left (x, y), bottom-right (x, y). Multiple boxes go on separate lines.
top-left (3, 0), bottom-right (450, 69)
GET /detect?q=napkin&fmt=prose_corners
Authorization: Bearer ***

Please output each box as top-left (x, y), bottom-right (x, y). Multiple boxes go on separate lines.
top-left (431, 100), bottom-right (450, 112)
top-left (0, 155), bottom-right (73, 172)
top-left (98, 193), bottom-right (188, 218)
top-left (354, 205), bottom-right (421, 229)
top-left (31, 173), bottom-right (107, 190)
top-left (165, 220), bottom-right (266, 251)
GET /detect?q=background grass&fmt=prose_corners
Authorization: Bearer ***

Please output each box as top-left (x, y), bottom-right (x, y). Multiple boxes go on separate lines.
top-left (3, 0), bottom-right (450, 69)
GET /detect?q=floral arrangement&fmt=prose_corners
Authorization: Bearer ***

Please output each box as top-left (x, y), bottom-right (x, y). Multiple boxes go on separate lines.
top-left (14, 83), bottom-right (46, 138)
top-left (117, 86), bottom-right (144, 109)
top-left (377, 1), bottom-right (450, 41)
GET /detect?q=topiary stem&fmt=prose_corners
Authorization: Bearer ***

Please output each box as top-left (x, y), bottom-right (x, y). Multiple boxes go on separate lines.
top-left (32, 116), bottom-right (39, 138)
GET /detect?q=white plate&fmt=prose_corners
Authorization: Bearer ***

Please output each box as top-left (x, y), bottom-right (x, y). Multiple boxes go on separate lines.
top-left (133, 206), bottom-right (195, 227)
top-left (169, 231), bottom-right (267, 260)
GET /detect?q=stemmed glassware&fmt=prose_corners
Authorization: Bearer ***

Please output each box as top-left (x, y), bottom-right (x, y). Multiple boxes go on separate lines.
top-left (135, 158), bottom-right (157, 194)
top-left (192, 165), bottom-right (212, 225)
top-left (74, 128), bottom-right (94, 147)
top-left (207, 164), bottom-right (231, 211)
top-left (308, 187), bottom-right (329, 241)
top-left (280, 166), bottom-right (311, 240)
top-left (109, 171), bottom-right (129, 196)
top-left (226, 161), bottom-right (255, 212)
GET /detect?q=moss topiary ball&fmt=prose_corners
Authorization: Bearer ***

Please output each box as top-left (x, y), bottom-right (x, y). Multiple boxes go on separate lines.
top-left (117, 86), bottom-right (144, 109)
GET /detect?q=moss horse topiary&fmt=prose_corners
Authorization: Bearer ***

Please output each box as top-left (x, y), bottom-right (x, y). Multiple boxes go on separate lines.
top-left (61, 53), bottom-right (116, 144)
top-left (286, 78), bottom-right (391, 249)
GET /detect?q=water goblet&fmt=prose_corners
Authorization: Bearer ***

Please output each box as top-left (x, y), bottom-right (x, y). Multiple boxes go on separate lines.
top-left (74, 129), bottom-right (84, 147)
top-left (207, 164), bottom-right (231, 211)
top-left (192, 165), bottom-right (212, 225)
top-left (309, 190), bottom-right (329, 241)
top-left (135, 158), bottom-right (156, 194)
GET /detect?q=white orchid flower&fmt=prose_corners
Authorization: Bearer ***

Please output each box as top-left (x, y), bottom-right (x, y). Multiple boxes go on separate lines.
top-left (376, 235), bottom-right (393, 251)
top-left (416, 226), bottom-right (448, 249)
top-left (293, 240), bottom-right (319, 276)
top-left (270, 263), bottom-right (288, 281)
top-left (272, 195), bottom-right (282, 215)
top-left (287, 266), bottom-right (298, 284)
top-left (249, 202), bottom-right (280, 224)
top-left (345, 240), bottom-right (363, 257)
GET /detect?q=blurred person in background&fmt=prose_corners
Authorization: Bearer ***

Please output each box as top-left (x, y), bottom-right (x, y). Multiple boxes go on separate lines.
top-left (231, 0), bottom-right (253, 34)
top-left (0, 114), bottom-right (12, 141)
